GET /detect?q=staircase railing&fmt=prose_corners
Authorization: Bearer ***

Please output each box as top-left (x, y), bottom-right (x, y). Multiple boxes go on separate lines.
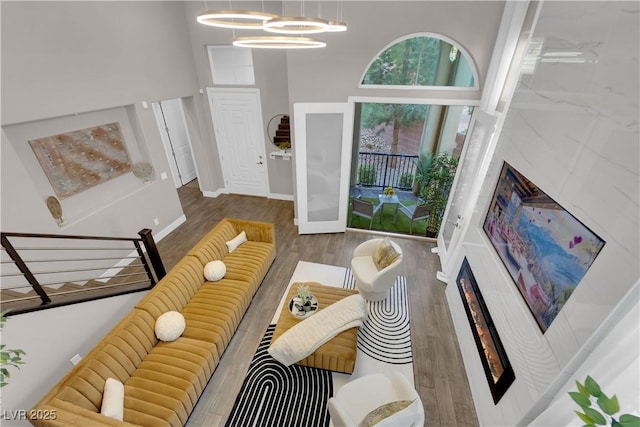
top-left (0, 229), bottom-right (166, 315)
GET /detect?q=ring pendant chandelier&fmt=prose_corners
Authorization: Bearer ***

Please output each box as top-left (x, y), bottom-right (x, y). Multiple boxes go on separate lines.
top-left (196, 1), bottom-right (347, 49)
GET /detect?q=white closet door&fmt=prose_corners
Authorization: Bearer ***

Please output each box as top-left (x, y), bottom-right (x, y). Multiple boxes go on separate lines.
top-left (152, 99), bottom-right (198, 188)
top-left (294, 103), bottom-right (354, 234)
top-left (161, 99), bottom-right (197, 185)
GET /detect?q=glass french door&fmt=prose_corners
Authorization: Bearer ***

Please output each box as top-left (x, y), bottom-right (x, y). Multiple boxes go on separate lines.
top-left (294, 103), bottom-right (354, 234)
top-left (438, 109), bottom-right (497, 272)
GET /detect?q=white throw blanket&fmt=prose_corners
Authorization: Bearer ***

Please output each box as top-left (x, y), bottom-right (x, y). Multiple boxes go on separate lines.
top-left (268, 294), bottom-right (368, 366)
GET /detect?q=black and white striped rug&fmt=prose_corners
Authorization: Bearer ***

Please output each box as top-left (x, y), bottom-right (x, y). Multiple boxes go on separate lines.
top-left (224, 325), bottom-right (332, 427)
top-left (343, 270), bottom-right (413, 365)
top-left (225, 262), bottom-right (413, 427)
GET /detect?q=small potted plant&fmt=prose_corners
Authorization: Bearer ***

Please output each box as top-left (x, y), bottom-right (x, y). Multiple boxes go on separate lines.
top-left (296, 284), bottom-right (313, 309)
top-left (1, 311), bottom-right (26, 388)
top-left (569, 375), bottom-right (640, 427)
top-left (291, 283), bottom-right (318, 317)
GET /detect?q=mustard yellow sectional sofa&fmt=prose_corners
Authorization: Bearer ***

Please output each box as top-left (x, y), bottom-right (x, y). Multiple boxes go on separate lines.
top-left (29, 218), bottom-right (276, 426)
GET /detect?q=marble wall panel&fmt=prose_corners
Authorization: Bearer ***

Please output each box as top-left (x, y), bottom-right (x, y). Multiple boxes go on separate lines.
top-left (447, 1), bottom-right (639, 425)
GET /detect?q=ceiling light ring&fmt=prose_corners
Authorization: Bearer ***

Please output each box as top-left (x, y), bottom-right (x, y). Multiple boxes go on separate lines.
top-left (233, 36), bottom-right (326, 49)
top-left (263, 16), bottom-right (330, 34)
top-left (327, 21), bottom-right (347, 32)
top-left (197, 9), bottom-right (279, 29)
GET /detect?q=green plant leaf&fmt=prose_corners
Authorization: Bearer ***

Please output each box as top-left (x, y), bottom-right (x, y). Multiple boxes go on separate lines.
top-left (570, 391), bottom-right (592, 408)
top-left (576, 380), bottom-right (591, 398)
top-left (576, 411), bottom-right (595, 426)
top-left (619, 414), bottom-right (640, 427)
top-left (584, 408), bottom-right (607, 425)
top-left (585, 376), bottom-right (602, 397)
top-left (597, 394), bottom-right (619, 416)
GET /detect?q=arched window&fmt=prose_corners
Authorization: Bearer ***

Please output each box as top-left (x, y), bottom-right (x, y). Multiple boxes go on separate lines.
top-left (361, 33), bottom-right (477, 89)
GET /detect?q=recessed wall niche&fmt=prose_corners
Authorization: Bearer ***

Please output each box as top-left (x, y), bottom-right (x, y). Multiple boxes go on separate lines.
top-left (456, 257), bottom-right (515, 403)
top-left (4, 106), bottom-right (153, 227)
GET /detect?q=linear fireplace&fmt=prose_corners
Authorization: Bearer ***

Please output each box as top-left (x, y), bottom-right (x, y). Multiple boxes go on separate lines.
top-left (457, 257), bottom-right (515, 404)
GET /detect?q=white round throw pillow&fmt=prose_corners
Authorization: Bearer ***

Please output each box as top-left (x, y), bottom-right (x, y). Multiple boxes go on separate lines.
top-left (155, 311), bottom-right (185, 342)
top-left (204, 260), bottom-right (226, 282)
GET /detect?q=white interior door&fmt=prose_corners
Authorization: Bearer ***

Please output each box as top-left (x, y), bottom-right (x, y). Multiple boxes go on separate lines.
top-left (152, 98), bottom-right (198, 188)
top-left (295, 103), bottom-right (354, 234)
top-left (208, 88), bottom-right (268, 197)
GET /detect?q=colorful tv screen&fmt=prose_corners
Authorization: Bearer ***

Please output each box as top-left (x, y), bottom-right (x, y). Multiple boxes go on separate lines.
top-left (483, 162), bottom-right (605, 332)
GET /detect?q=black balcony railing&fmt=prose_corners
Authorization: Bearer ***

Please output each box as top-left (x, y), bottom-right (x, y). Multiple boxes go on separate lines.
top-left (356, 152), bottom-right (419, 189)
top-left (0, 229), bottom-right (165, 315)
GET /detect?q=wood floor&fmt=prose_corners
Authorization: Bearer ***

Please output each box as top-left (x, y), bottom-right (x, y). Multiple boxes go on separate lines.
top-left (156, 181), bottom-right (479, 427)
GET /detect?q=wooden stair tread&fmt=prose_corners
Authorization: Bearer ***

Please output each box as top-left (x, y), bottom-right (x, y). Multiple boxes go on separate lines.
top-left (1, 289), bottom-right (38, 299)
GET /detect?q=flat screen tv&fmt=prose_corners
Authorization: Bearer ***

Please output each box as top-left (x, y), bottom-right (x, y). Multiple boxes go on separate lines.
top-left (483, 162), bottom-right (605, 333)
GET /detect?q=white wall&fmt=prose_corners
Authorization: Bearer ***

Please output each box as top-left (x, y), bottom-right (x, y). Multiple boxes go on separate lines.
top-left (286, 1), bottom-right (505, 104)
top-left (1, 1), bottom-right (200, 236)
top-left (529, 282), bottom-right (640, 426)
top-left (0, 293), bottom-right (147, 424)
top-left (1, 1), bottom-right (199, 125)
top-left (445, 1), bottom-right (640, 425)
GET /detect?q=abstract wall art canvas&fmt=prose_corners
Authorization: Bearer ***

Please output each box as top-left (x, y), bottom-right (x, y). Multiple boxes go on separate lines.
top-left (483, 162), bottom-right (605, 332)
top-left (30, 122), bottom-right (132, 199)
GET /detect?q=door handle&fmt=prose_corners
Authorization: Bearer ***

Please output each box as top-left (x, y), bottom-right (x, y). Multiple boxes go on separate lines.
top-left (256, 161), bottom-right (263, 165)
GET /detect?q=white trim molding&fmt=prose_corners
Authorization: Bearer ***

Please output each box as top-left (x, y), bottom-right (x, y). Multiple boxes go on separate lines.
top-left (202, 188), bottom-right (228, 198)
top-left (98, 214), bottom-right (185, 282)
top-left (154, 214), bottom-right (186, 242)
top-left (268, 192), bottom-right (294, 201)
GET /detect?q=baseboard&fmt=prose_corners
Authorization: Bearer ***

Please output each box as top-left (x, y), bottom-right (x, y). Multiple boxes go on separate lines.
top-left (203, 188), bottom-right (228, 198)
top-left (154, 215), bottom-right (186, 242)
top-left (346, 227), bottom-right (436, 242)
top-left (98, 215), bottom-right (185, 282)
top-left (268, 193), bottom-right (294, 201)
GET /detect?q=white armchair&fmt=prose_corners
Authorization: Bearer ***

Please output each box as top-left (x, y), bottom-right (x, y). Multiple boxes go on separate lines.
top-left (328, 373), bottom-right (425, 427)
top-left (351, 238), bottom-right (403, 301)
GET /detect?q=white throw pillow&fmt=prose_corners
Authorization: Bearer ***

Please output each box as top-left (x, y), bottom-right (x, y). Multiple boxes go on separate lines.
top-left (204, 260), bottom-right (226, 281)
top-left (101, 377), bottom-right (124, 421)
top-left (155, 311), bottom-right (186, 342)
top-left (226, 231), bottom-right (247, 253)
